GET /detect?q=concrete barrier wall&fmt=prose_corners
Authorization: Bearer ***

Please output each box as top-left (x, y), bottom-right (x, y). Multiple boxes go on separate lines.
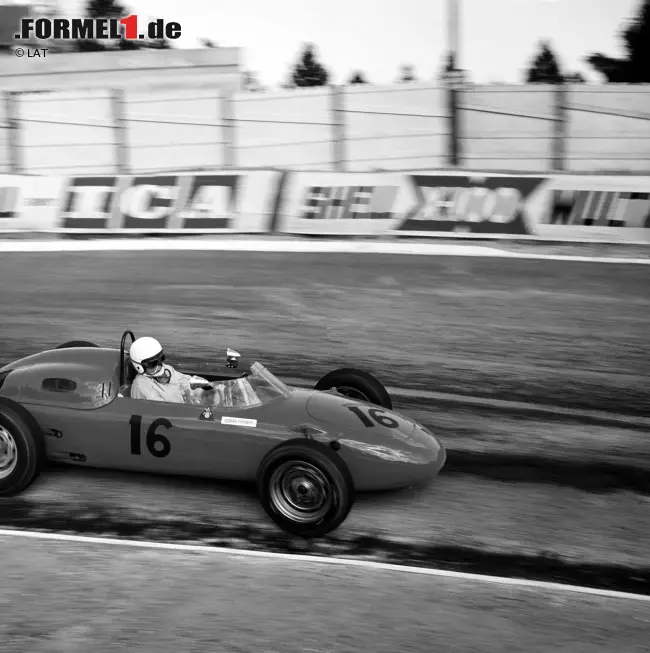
top-left (565, 85), bottom-right (650, 173)
top-left (460, 85), bottom-right (556, 171)
top-left (3, 48), bottom-right (242, 175)
top-left (231, 87), bottom-right (333, 170)
top-left (229, 82), bottom-right (449, 172)
top-left (124, 85), bottom-right (226, 173)
top-left (0, 48), bottom-right (243, 93)
top-left (343, 83), bottom-right (447, 171)
top-left (0, 97), bottom-right (12, 174)
top-left (2, 53), bottom-right (650, 174)
top-left (18, 89), bottom-right (116, 175)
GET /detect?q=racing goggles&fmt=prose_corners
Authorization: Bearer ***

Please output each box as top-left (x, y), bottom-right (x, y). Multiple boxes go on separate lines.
top-left (141, 352), bottom-right (166, 376)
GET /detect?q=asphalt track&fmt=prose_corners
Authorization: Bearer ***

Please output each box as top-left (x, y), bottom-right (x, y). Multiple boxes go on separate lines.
top-left (2, 535), bottom-right (649, 653)
top-left (0, 249), bottom-right (648, 414)
top-left (0, 248), bottom-right (648, 594)
top-left (6, 462), bottom-right (648, 591)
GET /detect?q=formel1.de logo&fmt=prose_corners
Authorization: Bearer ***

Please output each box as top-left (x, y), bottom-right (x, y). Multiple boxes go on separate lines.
top-left (14, 15), bottom-right (182, 41)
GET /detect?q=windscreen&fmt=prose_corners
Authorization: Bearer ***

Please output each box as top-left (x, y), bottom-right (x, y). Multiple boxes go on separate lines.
top-left (196, 362), bottom-right (291, 409)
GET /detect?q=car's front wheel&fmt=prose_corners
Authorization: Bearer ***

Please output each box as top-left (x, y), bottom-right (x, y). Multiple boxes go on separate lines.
top-left (0, 398), bottom-right (45, 496)
top-left (256, 439), bottom-right (354, 538)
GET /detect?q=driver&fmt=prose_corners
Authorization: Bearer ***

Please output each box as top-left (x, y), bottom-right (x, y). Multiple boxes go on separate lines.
top-left (129, 336), bottom-right (214, 404)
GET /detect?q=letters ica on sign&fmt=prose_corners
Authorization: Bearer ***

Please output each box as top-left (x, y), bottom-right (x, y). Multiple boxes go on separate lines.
top-left (60, 177), bottom-right (121, 228)
top-left (60, 175), bottom-right (238, 229)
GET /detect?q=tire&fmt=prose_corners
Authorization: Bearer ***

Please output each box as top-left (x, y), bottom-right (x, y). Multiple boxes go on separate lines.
top-left (56, 340), bottom-right (99, 349)
top-left (256, 439), bottom-right (355, 538)
top-left (0, 398), bottom-right (45, 496)
top-left (315, 368), bottom-right (392, 410)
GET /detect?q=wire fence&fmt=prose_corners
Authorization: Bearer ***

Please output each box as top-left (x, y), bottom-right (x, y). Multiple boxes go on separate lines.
top-left (1, 81), bottom-right (650, 175)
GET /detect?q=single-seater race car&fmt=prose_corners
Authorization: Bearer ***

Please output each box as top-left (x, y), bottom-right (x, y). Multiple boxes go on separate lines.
top-left (0, 330), bottom-right (446, 538)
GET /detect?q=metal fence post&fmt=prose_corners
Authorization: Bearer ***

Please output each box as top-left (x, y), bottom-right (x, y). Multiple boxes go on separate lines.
top-left (5, 92), bottom-right (22, 174)
top-left (447, 76), bottom-right (461, 167)
top-left (220, 92), bottom-right (235, 168)
top-left (111, 88), bottom-right (129, 174)
top-left (552, 82), bottom-right (567, 171)
top-left (331, 85), bottom-right (345, 172)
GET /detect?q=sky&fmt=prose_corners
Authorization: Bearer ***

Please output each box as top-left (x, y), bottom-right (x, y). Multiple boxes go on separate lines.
top-left (56, 0), bottom-right (641, 87)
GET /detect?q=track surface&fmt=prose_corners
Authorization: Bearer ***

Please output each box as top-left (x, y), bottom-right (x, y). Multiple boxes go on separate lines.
top-left (0, 249), bottom-right (648, 593)
top-left (2, 536), bottom-right (648, 653)
top-left (0, 251), bottom-right (648, 414)
top-left (7, 463), bottom-right (649, 581)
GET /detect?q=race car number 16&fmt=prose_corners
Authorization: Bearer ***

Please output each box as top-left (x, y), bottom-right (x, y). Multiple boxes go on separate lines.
top-left (129, 415), bottom-right (172, 458)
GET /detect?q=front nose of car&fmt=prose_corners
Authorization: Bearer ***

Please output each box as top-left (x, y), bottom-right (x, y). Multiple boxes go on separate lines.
top-left (305, 391), bottom-right (446, 491)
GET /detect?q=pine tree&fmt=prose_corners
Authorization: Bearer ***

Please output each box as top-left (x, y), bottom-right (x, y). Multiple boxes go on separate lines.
top-left (397, 65), bottom-right (417, 83)
top-left (349, 71), bottom-right (368, 84)
top-left (243, 70), bottom-right (265, 92)
top-left (78, 0), bottom-right (173, 51)
top-left (587, 0), bottom-right (650, 82)
top-left (564, 72), bottom-right (586, 83)
top-left (86, 0), bottom-right (126, 17)
top-left (526, 41), bottom-right (564, 83)
top-left (291, 44), bottom-right (329, 87)
top-left (75, 0), bottom-right (122, 49)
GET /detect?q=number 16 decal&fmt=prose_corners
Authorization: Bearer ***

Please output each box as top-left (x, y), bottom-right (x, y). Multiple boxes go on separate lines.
top-left (129, 415), bottom-right (172, 458)
top-left (347, 406), bottom-right (399, 428)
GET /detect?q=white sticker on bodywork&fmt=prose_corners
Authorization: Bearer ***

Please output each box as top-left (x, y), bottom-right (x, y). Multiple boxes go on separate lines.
top-left (221, 416), bottom-right (257, 428)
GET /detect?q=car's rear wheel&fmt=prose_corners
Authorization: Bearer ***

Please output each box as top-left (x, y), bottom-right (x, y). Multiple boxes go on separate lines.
top-left (56, 340), bottom-right (99, 349)
top-left (256, 439), bottom-right (354, 538)
top-left (315, 368), bottom-right (392, 410)
top-left (0, 398), bottom-right (45, 496)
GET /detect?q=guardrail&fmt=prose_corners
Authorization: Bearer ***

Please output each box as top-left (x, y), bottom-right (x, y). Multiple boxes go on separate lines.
top-left (1, 82), bottom-right (650, 176)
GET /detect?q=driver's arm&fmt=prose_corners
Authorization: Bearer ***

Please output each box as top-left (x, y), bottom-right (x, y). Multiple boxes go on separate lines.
top-left (174, 370), bottom-right (213, 404)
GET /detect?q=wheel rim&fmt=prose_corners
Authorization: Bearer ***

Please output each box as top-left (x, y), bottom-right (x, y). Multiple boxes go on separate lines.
top-left (0, 426), bottom-right (18, 480)
top-left (332, 385), bottom-right (370, 402)
top-left (269, 461), bottom-right (332, 524)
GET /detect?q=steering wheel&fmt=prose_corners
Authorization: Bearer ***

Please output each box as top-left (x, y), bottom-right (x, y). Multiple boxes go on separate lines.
top-left (119, 330), bottom-right (136, 386)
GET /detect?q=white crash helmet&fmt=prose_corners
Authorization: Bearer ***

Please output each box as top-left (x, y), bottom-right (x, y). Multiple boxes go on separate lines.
top-left (129, 337), bottom-right (166, 377)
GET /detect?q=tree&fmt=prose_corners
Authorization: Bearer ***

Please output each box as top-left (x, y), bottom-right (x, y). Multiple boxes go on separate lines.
top-left (586, 53), bottom-right (629, 82)
top-left (564, 72), bottom-right (586, 83)
top-left (438, 52), bottom-right (469, 84)
top-left (76, 0), bottom-right (173, 51)
top-left (397, 64), bottom-right (417, 83)
top-left (587, 0), bottom-right (650, 82)
top-left (348, 71), bottom-right (368, 84)
top-left (75, 0), bottom-right (122, 49)
top-left (242, 70), bottom-right (265, 92)
top-left (526, 41), bottom-right (564, 83)
top-left (290, 44), bottom-right (329, 87)
top-left (442, 53), bottom-right (455, 75)
top-left (147, 38), bottom-right (171, 49)
top-left (86, 0), bottom-right (126, 18)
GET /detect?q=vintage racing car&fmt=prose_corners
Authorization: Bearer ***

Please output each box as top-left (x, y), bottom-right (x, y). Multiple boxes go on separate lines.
top-left (0, 330), bottom-right (446, 537)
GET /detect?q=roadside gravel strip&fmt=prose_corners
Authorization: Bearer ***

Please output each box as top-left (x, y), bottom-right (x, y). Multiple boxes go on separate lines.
top-left (3, 536), bottom-right (648, 653)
